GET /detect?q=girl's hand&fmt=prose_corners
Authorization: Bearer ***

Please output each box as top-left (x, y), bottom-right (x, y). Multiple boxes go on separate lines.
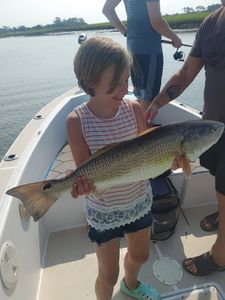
top-left (71, 176), bottom-right (96, 198)
top-left (171, 156), bottom-right (183, 170)
top-left (171, 155), bottom-right (192, 178)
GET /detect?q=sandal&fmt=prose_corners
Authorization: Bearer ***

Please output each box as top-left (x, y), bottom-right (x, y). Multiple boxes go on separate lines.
top-left (120, 279), bottom-right (160, 300)
top-left (200, 211), bottom-right (219, 232)
top-left (183, 251), bottom-right (225, 276)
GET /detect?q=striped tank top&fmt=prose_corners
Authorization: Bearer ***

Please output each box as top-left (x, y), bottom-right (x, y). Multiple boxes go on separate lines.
top-left (74, 99), bottom-right (152, 231)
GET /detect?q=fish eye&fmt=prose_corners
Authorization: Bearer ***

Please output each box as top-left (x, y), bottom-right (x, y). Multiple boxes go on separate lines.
top-left (43, 183), bottom-right (52, 190)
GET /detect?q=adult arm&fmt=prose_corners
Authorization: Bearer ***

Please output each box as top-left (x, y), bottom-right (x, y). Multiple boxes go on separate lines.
top-left (145, 55), bottom-right (204, 122)
top-left (102, 0), bottom-right (127, 36)
top-left (147, 1), bottom-right (182, 48)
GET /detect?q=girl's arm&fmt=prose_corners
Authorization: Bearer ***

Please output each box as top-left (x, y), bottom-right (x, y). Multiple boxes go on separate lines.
top-left (66, 111), bottom-right (95, 198)
top-left (131, 101), bottom-right (148, 134)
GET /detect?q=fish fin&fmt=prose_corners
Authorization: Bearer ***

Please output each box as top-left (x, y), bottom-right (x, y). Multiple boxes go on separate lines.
top-left (138, 126), bottom-right (160, 137)
top-left (6, 180), bottom-right (59, 221)
top-left (85, 127), bottom-right (160, 163)
top-left (180, 156), bottom-right (192, 178)
top-left (88, 143), bottom-right (120, 161)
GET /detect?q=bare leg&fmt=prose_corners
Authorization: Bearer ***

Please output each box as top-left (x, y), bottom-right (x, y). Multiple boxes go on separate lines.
top-left (211, 191), bottom-right (225, 265)
top-left (184, 191), bottom-right (225, 273)
top-left (95, 239), bottom-right (120, 300)
top-left (123, 228), bottom-right (150, 289)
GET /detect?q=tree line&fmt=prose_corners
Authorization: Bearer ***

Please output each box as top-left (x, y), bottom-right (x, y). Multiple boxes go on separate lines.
top-left (0, 17), bottom-right (86, 35)
top-left (0, 3), bottom-right (221, 38)
top-left (181, 4), bottom-right (220, 14)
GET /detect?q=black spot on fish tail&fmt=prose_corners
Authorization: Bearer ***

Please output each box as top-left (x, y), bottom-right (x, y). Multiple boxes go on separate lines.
top-left (6, 180), bottom-right (59, 221)
top-left (43, 182), bottom-right (52, 190)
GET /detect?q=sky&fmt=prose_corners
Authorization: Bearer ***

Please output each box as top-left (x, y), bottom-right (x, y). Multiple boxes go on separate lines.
top-left (0, 0), bottom-right (221, 28)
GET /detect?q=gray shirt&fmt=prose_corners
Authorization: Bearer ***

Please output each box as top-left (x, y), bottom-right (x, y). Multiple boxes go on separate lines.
top-left (124, 0), bottom-right (162, 54)
top-left (190, 6), bottom-right (225, 124)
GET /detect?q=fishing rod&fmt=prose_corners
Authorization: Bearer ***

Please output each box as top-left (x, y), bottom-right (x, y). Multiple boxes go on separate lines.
top-left (161, 39), bottom-right (192, 48)
top-left (161, 39), bottom-right (192, 62)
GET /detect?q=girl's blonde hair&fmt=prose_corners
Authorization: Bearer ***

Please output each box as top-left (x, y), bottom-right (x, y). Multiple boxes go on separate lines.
top-left (74, 37), bottom-right (132, 96)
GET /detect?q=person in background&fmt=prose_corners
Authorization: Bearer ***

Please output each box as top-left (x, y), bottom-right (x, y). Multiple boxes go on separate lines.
top-left (67, 36), bottom-right (161, 300)
top-left (102, 0), bottom-right (182, 112)
top-left (145, 1), bottom-right (225, 276)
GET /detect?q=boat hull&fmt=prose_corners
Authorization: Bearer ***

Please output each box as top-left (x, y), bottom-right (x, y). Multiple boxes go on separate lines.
top-left (0, 89), bottom-right (224, 299)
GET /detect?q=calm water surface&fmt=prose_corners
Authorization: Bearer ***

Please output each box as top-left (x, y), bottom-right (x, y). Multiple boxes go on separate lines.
top-left (0, 31), bottom-right (204, 159)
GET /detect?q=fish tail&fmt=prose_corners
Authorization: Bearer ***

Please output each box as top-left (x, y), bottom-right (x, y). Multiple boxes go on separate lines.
top-left (6, 180), bottom-right (58, 221)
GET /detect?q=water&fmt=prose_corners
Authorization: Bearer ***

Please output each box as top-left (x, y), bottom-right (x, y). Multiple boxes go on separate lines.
top-left (0, 31), bottom-right (204, 159)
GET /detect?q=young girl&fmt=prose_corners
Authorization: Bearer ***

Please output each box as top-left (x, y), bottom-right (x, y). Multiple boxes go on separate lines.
top-left (66, 37), bottom-right (160, 300)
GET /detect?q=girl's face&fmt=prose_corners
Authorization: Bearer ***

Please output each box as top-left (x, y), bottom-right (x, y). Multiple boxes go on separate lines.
top-left (92, 65), bottom-right (129, 108)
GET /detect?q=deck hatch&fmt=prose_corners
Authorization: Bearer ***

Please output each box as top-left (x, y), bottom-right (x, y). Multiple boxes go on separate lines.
top-left (153, 256), bottom-right (183, 285)
top-left (0, 242), bottom-right (18, 291)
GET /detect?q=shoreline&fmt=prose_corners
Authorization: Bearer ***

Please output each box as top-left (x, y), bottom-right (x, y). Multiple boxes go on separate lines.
top-left (0, 27), bottom-right (198, 39)
top-left (0, 11), bottom-right (210, 39)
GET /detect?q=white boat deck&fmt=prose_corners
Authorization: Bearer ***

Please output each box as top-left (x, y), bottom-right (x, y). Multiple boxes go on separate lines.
top-left (1, 90), bottom-right (224, 300)
top-left (39, 206), bottom-right (223, 300)
top-left (38, 144), bottom-right (224, 300)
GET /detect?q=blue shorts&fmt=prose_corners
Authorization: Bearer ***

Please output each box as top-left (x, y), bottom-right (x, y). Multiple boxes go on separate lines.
top-left (131, 53), bottom-right (163, 102)
top-left (88, 210), bottom-right (153, 246)
top-left (200, 131), bottom-right (225, 196)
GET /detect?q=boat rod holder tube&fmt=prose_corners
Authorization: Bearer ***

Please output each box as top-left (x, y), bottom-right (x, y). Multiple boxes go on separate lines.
top-left (161, 39), bottom-right (192, 48)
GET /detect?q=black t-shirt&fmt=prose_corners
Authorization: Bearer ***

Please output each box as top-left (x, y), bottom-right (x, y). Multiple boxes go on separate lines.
top-left (191, 6), bottom-right (225, 124)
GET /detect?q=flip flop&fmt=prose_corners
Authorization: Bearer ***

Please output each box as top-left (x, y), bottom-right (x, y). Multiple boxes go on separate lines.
top-left (120, 279), bottom-right (160, 300)
top-left (200, 211), bottom-right (219, 232)
top-left (183, 251), bottom-right (225, 276)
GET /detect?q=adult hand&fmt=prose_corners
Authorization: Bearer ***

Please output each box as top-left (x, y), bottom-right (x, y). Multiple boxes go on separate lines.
top-left (71, 176), bottom-right (96, 198)
top-left (172, 35), bottom-right (182, 49)
top-left (145, 102), bottom-right (160, 124)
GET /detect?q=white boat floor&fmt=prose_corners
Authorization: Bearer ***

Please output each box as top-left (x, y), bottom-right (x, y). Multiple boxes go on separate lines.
top-left (38, 144), bottom-right (224, 300)
top-left (39, 204), bottom-right (225, 300)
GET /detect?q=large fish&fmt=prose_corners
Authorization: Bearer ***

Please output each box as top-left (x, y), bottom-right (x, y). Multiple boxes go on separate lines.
top-left (6, 120), bottom-right (224, 221)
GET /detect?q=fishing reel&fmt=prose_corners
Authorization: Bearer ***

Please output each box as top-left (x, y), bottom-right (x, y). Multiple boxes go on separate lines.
top-left (173, 50), bottom-right (185, 62)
